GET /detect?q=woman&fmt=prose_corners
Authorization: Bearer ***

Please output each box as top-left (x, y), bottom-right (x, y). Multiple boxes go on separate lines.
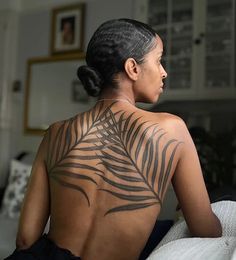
top-left (5, 18), bottom-right (222, 260)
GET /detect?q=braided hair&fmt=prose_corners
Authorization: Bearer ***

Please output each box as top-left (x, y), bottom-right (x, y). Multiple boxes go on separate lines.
top-left (77, 18), bottom-right (157, 97)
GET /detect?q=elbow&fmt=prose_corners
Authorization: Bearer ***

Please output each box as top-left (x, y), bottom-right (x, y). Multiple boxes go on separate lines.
top-left (190, 227), bottom-right (222, 238)
top-left (209, 220), bottom-right (222, 238)
top-left (203, 225), bottom-right (222, 238)
top-left (190, 214), bottom-right (222, 238)
top-left (212, 227), bottom-right (222, 238)
top-left (207, 214), bottom-right (222, 238)
top-left (16, 235), bottom-right (32, 250)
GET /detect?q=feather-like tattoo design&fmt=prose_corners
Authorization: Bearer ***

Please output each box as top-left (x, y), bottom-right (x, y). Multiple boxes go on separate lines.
top-left (46, 102), bottom-right (182, 216)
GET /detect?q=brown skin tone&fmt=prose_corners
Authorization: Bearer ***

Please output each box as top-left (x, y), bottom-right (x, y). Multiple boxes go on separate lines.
top-left (16, 36), bottom-right (221, 259)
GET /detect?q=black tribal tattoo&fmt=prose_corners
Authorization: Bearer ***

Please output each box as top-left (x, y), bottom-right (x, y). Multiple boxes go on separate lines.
top-left (46, 102), bottom-right (182, 216)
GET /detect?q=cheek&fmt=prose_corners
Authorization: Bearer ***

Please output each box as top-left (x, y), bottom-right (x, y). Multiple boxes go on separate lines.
top-left (157, 68), bottom-right (163, 80)
top-left (152, 68), bottom-right (161, 82)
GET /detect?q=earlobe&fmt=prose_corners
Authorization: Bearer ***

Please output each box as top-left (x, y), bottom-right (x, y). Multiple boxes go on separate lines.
top-left (124, 58), bottom-right (140, 81)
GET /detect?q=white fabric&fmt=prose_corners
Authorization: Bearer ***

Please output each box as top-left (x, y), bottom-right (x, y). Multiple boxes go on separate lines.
top-left (0, 212), bottom-right (18, 259)
top-left (148, 237), bottom-right (236, 260)
top-left (147, 201), bottom-right (236, 260)
top-left (1, 159), bottom-right (32, 218)
top-left (232, 247), bottom-right (236, 260)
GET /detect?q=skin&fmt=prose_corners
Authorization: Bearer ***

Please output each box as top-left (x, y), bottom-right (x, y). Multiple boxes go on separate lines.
top-left (16, 35), bottom-right (222, 259)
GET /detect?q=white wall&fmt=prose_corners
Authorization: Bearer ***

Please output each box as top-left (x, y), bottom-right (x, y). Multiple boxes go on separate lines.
top-left (0, 0), bottom-right (21, 11)
top-left (11, 0), bottom-right (134, 155)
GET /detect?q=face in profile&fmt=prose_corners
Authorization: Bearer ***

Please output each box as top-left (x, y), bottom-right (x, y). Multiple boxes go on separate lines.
top-left (61, 19), bottom-right (75, 45)
top-left (135, 36), bottom-right (167, 103)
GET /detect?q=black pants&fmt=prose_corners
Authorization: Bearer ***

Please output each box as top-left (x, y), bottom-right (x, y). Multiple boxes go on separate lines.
top-left (4, 234), bottom-right (81, 260)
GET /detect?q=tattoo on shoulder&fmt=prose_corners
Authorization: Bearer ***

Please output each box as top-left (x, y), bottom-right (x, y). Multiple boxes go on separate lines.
top-left (46, 102), bottom-right (183, 216)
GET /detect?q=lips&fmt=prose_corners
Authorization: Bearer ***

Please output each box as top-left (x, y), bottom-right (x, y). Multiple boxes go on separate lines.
top-left (159, 84), bottom-right (164, 93)
top-left (160, 84), bottom-right (164, 89)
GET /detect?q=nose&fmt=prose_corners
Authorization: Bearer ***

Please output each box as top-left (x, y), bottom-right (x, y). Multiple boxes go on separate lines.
top-left (160, 64), bottom-right (167, 79)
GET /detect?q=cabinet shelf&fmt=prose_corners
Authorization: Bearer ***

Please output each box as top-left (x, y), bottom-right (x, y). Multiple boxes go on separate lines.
top-left (166, 54), bottom-right (192, 60)
top-left (138, 0), bottom-right (235, 100)
top-left (206, 67), bottom-right (230, 71)
top-left (207, 15), bottom-right (231, 23)
top-left (206, 30), bottom-right (231, 37)
top-left (152, 20), bottom-right (192, 30)
top-left (171, 20), bottom-right (192, 26)
top-left (206, 50), bottom-right (231, 57)
top-left (152, 24), bottom-right (167, 31)
top-left (171, 33), bottom-right (192, 40)
top-left (170, 69), bottom-right (191, 73)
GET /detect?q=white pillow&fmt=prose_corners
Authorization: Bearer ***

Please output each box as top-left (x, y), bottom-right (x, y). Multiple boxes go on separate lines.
top-left (1, 160), bottom-right (32, 218)
top-left (147, 201), bottom-right (236, 260)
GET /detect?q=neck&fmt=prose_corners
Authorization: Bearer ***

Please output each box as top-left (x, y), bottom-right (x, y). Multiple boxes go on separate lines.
top-left (99, 89), bottom-right (135, 106)
top-left (97, 98), bottom-right (134, 105)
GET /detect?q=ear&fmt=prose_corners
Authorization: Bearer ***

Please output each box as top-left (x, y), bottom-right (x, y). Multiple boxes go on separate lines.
top-left (124, 58), bottom-right (140, 81)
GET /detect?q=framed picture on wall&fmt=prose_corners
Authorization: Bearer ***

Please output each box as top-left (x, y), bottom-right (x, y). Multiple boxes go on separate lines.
top-left (51, 3), bottom-right (85, 55)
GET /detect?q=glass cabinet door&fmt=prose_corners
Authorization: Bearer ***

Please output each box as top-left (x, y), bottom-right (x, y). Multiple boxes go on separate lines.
top-left (204, 0), bottom-right (234, 90)
top-left (147, 0), bottom-right (194, 91)
top-left (142, 0), bottom-right (235, 98)
top-left (168, 0), bottom-right (193, 90)
top-left (147, 0), bottom-right (168, 87)
top-left (147, 0), bottom-right (168, 52)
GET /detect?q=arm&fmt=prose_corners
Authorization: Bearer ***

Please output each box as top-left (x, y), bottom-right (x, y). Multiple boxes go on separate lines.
top-left (16, 131), bottom-right (50, 249)
top-left (172, 119), bottom-right (222, 238)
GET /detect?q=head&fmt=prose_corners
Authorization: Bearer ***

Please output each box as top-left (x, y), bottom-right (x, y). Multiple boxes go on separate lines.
top-left (77, 18), bottom-right (167, 102)
top-left (132, 34), bottom-right (167, 103)
top-left (61, 18), bottom-right (74, 33)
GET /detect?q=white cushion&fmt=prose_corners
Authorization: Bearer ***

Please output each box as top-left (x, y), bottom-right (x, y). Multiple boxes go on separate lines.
top-left (147, 201), bottom-right (236, 260)
top-left (0, 212), bottom-right (19, 259)
top-left (232, 247), bottom-right (236, 260)
top-left (148, 237), bottom-right (236, 260)
top-left (1, 160), bottom-right (31, 218)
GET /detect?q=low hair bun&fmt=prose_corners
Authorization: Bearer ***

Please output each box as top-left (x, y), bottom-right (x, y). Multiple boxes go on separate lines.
top-left (77, 65), bottom-right (103, 97)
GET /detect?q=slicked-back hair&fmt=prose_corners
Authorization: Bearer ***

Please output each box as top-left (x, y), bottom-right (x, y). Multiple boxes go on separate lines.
top-left (77, 18), bottom-right (157, 97)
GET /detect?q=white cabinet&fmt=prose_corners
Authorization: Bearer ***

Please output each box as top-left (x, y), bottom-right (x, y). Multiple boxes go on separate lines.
top-left (202, 0), bottom-right (235, 99)
top-left (134, 0), bottom-right (236, 101)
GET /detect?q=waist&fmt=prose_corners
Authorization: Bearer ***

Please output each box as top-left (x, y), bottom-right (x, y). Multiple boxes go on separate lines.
top-left (32, 234), bottom-right (82, 259)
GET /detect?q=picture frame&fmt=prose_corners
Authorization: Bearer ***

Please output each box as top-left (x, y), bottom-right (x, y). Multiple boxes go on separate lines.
top-left (51, 3), bottom-right (85, 55)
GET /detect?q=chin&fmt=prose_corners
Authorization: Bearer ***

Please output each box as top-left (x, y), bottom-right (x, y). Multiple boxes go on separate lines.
top-left (136, 92), bottom-right (161, 103)
top-left (137, 97), bottom-right (159, 104)
top-left (150, 94), bottom-right (160, 103)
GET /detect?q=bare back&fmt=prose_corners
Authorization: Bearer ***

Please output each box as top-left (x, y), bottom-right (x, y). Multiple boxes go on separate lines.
top-left (45, 101), bottom-right (182, 259)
